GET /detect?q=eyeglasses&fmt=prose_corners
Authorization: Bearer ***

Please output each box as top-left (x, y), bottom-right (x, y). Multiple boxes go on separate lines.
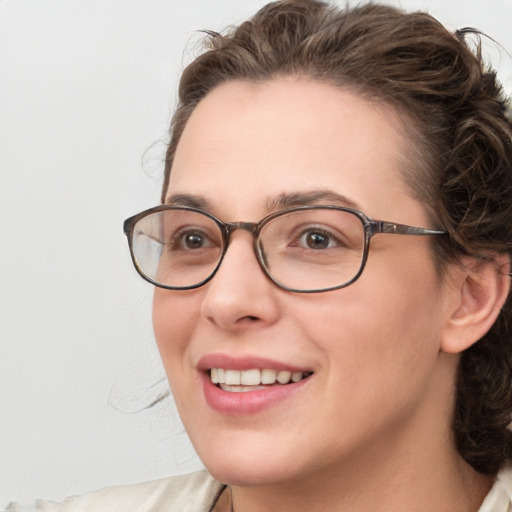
top-left (123, 205), bottom-right (446, 293)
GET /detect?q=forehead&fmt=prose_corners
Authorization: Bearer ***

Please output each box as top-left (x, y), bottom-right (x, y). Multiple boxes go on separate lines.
top-left (168, 79), bottom-right (423, 224)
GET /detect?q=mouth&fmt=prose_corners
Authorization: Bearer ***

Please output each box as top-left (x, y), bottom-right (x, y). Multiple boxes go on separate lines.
top-left (209, 368), bottom-right (313, 393)
top-left (198, 355), bottom-right (314, 413)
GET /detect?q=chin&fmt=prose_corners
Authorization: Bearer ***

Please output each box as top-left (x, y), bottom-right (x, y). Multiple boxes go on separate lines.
top-left (204, 457), bottom-right (300, 487)
top-left (191, 431), bottom-right (316, 488)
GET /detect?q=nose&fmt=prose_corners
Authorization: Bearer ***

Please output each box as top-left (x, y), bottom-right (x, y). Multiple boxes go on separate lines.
top-left (200, 231), bottom-right (280, 331)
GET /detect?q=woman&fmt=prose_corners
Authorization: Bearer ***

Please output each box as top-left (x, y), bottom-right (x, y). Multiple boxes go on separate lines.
top-left (16, 0), bottom-right (512, 510)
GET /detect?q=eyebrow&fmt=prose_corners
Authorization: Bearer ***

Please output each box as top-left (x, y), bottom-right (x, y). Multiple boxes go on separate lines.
top-left (164, 193), bottom-right (213, 210)
top-left (164, 189), bottom-right (361, 214)
top-left (266, 190), bottom-right (361, 211)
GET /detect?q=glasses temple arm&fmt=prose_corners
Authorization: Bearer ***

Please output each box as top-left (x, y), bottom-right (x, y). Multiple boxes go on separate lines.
top-left (376, 220), bottom-right (446, 236)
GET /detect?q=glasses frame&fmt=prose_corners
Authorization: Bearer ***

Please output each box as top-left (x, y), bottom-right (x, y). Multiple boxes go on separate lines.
top-left (123, 204), bottom-right (446, 293)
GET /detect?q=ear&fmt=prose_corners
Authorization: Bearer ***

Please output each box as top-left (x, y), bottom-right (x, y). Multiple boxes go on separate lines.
top-left (441, 254), bottom-right (510, 354)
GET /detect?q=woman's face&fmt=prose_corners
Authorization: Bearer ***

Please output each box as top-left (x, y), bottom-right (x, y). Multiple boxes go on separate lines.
top-left (153, 79), bottom-right (455, 486)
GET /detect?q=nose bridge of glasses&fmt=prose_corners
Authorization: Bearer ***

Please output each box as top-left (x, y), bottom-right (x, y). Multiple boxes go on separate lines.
top-left (225, 221), bottom-right (259, 238)
top-left (221, 220), bottom-right (267, 277)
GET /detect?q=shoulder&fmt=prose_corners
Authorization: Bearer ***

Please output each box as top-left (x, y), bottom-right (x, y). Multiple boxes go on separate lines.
top-left (479, 466), bottom-right (512, 512)
top-left (9, 471), bottom-right (224, 512)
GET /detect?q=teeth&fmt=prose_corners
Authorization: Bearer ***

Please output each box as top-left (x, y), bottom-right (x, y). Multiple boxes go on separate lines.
top-left (219, 384), bottom-right (266, 392)
top-left (225, 369), bottom-right (241, 385)
top-left (240, 369), bottom-right (260, 385)
top-left (210, 368), bottom-right (310, 387)
top-left (291, 372), bottom-right (303, 383)
top-left (276, 370), bottom-right (291, 384)
top-left (261, 369), bottom-right (277, 384)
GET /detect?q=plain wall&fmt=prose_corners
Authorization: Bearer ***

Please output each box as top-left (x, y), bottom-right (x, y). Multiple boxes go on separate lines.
top-left (1, 0), bottom-right (511, 507)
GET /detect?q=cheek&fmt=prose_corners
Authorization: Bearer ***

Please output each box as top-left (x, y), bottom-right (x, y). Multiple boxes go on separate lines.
top-left (295, 253), bottom-right (444, 396)
top-left (152, 290), bottom-right (200, 377)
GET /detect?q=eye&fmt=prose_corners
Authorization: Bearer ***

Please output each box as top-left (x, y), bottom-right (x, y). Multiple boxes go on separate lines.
top-left (300, 230), bottom-right (331, 249)
top-left (181, 231), bottom-right (209, 249)
top-left (169, 228), bottom-right (217, 251)
top-left (297, 228), bottom-right (342, 250)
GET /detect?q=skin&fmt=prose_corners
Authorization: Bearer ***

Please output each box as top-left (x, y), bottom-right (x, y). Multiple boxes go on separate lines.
top-left (152, 79), bottom-right (498, 511)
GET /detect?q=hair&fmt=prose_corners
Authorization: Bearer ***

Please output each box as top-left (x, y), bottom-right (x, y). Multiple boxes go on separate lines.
top-left (162, 0), bottom-right (512, 475)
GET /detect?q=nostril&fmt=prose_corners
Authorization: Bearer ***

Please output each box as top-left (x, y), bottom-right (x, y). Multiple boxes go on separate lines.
top-left (234, 315), bottom-right (261, 324)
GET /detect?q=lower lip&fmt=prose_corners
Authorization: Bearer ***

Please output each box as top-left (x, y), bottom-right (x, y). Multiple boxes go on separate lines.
top-left (201, 373), bottom-right (311, 415)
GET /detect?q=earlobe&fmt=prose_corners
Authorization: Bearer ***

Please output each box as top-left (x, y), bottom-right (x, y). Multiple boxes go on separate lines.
top-left (441, 255), bottom-right (510, 354)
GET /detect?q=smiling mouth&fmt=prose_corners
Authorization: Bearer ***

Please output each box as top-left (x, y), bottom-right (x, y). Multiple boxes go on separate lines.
top-left (209, 368), bottom-right (313, 392)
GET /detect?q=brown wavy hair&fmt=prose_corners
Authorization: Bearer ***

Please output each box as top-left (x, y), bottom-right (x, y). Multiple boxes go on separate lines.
top-left (162, 0), bottom-right (512, 475)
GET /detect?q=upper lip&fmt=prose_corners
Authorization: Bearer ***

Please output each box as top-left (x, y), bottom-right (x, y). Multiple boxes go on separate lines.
top-left (197, 354), bottom-right (312, 373)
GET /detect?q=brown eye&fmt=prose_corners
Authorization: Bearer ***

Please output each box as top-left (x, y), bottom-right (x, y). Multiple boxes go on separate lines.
top-left (296, 228), bottom-right (343, 250)
top-left (182, 232), bottom-right (208, 249)
top-left (303, 231), bottom-right (330, 249)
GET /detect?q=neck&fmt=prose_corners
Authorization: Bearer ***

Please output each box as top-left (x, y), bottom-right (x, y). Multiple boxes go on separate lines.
top-left (232, 432), bottom-right (492, 512)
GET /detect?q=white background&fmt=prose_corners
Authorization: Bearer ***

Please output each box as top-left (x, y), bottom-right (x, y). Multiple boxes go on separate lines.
top-left (1, 0), bottom-right (511, 508)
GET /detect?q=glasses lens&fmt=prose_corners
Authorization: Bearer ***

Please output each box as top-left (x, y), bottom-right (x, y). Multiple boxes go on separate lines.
top-left (131, 209), bottom-right (223, 288)
top-left (259, 209), bottom-right (365, 291)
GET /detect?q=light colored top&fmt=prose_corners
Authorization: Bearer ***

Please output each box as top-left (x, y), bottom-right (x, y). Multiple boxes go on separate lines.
top-left (6, 466), bottom-right (512, 512)
top-left (480, 467), bottom-right (512, 512)
top-left (5, 472), bottom-right (224, 512)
